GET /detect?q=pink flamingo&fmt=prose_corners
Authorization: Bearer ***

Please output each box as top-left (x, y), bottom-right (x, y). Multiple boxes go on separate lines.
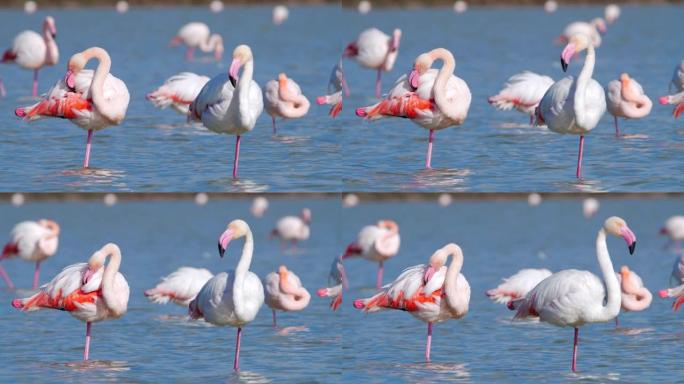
top-left (189, 220), bottom-right (264, 372)
top-left (615, 266), bottom-right (651, 326)
top-left (536, 34), bottom-right (605, 179)
top-left (264, 266), bottom-right (311, 327)
top-left (11, 243), bottom-right (129, 361)
top-left (1, 219), bottom-right (60, 289)
top-left (485, 268), bottom-right (552, 305)
top-left (270, 208), bottom-right (311, 248)
top-left (658, 60), bottom-right (684, 118)
top-left (605, 73), bottom-right (652, 136)
top-left (2, 16), bottom-right (58, 97)
top-left (15, 47), bottom-right (130, 169)
top-left (316, 59), bottom-right (347, 118)
top-left (356, 48), bottom-right (472, 169)
top-left (170, 22), bottom-right (224, 62)
top-left (145, 267), bottom-right (214, 307)
top-left (316, 254), bottom-right (348, 311)
top-left (189, 45), bottom-right (263, 179)
top-left (263, 73), bottom-right (310, 134)
top-left (343, 28), bottom-right (401, 98)
top-left (513, 217), bottom-right (637, 372)
top-left (353, 243), bottom-right (470, 363)
top-left (341, 220), bottom-right (400, 289)
top-left (661, 216), bottom-right (684, 251)
top-left (147, 72), bottom-right (210, 115)
top-left (489, 71), bottom-right (554, 125)
top-left (556, 18), bottom-right (606, 47)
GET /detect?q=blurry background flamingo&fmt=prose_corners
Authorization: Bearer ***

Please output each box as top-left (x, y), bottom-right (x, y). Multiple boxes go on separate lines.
top-left (1, 219), bottom-right (60, 289)
top-left (343, 28), bottom-right (401, 98)
top-left (316, 59), bottom-right (346, 118)
top-left (317, 254), bottom-right (347, 311)
top-left (170, 22), bottom-right (224, 62)
top-left (271, 208), bottom-right (311, 249)
top-left (342, 220), bottom-right (400, 289)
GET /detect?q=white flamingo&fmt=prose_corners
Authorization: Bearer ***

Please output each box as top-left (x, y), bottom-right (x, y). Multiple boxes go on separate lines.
top-left (15, 47), bottom-right (130, 169)
top-left (189, 220), bottom-right (264, 372)
top-left (341, 220), bottom-right (400, 289)
top-left (557, 18), bottom-right (606, 47)
top-left (605, 73), bottom-right (652, 136)
top-left (615, 265), bottom-right (651, 326)
top-left (659, 60), bottom-right (684, 119)
top-left (661, 215), bottom-right (684, 250)
top-left (12, 243), bottom-right (129, 361)
top-left (263, 73), bottom-right (310, 134)
top-left (316, 58), bottom-right (347, 118)
top-left (356, 48), bottom-right (472, 169)
top-left (270, 208), bottom-right (311, 247)
top-left (146, 72), bottom-right (210, 115)
top-left (488, 71), bottom-right (554, 124)
top-left (535, 34), bottom-right (606, 179)
top-left (1, 219), bottom-right (60, 289)
top-left (145, 267), bottom-right (214, 306)
top-left (513, 217), bottom-right (637, 372)
top-left (190, 45), bottom-right (263, 179)
top-left (1, 16), bottom-right (58, 97)
top-left (264, 265), bottom-right (310, 327)
top-left (170, 22), bottom-right (224, 61)
top-left (486, 268), bottom-right (552, 305)
top-left (343, 28), bottom-right (401, 98)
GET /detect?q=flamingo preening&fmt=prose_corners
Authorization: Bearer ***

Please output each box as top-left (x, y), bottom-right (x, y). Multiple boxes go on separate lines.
top-left (659, 60), bottom-right (684, 119)
top-left (486, 268), bottom-right (552, 305)
top-left (263, 73), bottom-right (310, 134)
top-left (605, 73), bottom-right (652, 136)
top-left (615, 266), bottom-right (651, 326)
top-left (316, 254), bottom-right (347, 311)
top-left (264, 266), bottom-right (310, 327)
top-left (316, 59), bottom-right (347, 118)
top-left (1, 219), bottom-right (60, 289)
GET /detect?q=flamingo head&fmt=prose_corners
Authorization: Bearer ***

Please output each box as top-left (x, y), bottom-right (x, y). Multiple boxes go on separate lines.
top-left (65, 50), bottom-right (90, 88)
top-left (44, 16), bottom-right (57, 38)
top-left (620, 73), bottom-right (631, 87)
top-left (342, 42), bottom-right (358, 58)
top-left (619, 265), bottom-right (631, 280)
top-left (377, 219), bottom-right (398, 234)
top-left (659, 96), bottom-right (671, 105)
top-left (560, 33), bottom-right (590, 72)
top-left (229, 44), bottom-right (252, 87)
top-left (83, 250), bottom-right (105, 285)
top-left (278, 265), bottom-right (289, 280)
top-left (592, 18), bottom-right (607, 34)
top-left (37, 219), bottom-right (60, 235)
top-left (604, 216), bottom-right (637, 254)
top-left (218, 219), bottom-right (250, 257)
top-left (409, 52), bottom-right (432, 89)
top-left (424, 247), bottom-right (450, 283)
top-left (300, 208), bottom-right (311, 223)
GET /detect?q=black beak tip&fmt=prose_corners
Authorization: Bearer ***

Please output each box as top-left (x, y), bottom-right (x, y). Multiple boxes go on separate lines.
top-left (629, 242), bottom-right (636, 255)
top-left (561, 58), bottom-right (568, 72)
top-left (229, 75), bottom-right (237, 87)
top-left (218, 243), bottom-right (225, 258)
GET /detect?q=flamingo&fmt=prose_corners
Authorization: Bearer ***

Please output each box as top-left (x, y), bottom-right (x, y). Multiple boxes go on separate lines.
top-left (513, 217), bottom-right (637, 372)
top-left (316, 254), bottom-right (348, 311)
top-left (270, 208), bottom-right (311, 247)
top-left (2, 16), bottom-right (58, 97)
top-left (11, 243), bottom-right (129, 361)
top-left (272, 5), bottom-right (289, 26)
top-left (250, 196), bottom-right (269, 218)
top-left (658, 281), bottom-right (684, 311)
top-left (264, 266), bottom-right (310, 327)
top-left (341, 220), bottom-right (400, 289)
top-left (146, 72), bottom-right (210, 115)
top-left (661, 215), bottom-right (684, 250)
top-left (605, 4), bottom-right (621, 24)
top-left (170, 22), bottom-right (224, 62)
top-left (316, 58), bottom-right (347, 118)
top-left (605, 73), bottom-right (652, 136)
top-left (557, 18), bottom-right (606, 47)
top-left (535, 34), bottom-right (606, 179)
top-left (190, 45), bottom-right (263, 179)
top-left (356, 48), bottom-right (472, 169)
top-left (659, 60), bottom-right (684, 119)
top-left (488, 71), bottom-right (554, 124)
top-left (343, 28), bottom-right (401, 98)
top-left (615, 266), bottom-right (651, 326)
top-left (485, 268), bottom-right (552, 305)
top-left (1, 219), bottom-right (60, 290)
top-left (353, 243), bottom-right (470, 363)
top-left (189, 220), bottom-right (264, 372)
top-left (15, 47), bottom-right (130, 169)
top-left (145, 267), bottom-right (214, 306)
top-left (583, 197), bottom-right (600, 218)
top-left (263, 73), bottom-right (310, 134)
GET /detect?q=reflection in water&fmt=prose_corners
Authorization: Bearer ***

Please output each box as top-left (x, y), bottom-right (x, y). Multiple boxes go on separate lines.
top-left (272, 135), bottom-right (311, 144)
top-left (226, 370), bottom-right (271, 384)
top-left (395, 362), bottom-right (471, 383)
top-left (553, 178), bottom-right (605, 193)
top-left (620, 134), bottom-right (649, 140)
top-left (48, 360), bottom-right (131, 373)
top-left (155, 314), bottom-right (213, 328)
top-left (276, 326), bottom-right (309, 336)
top-left (408, 168), bottom-right (472, 191)
top-left (565, 371), bottom-right (620, 382)
top-left (614, 327), bottom-right (655, 336)
top-left (61, 168), bottom-right (128, 190)
top-left (207, 177), bottom-right (269, 192)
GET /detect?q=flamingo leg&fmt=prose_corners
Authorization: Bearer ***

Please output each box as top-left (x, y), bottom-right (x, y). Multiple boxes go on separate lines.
top-left (272, 309), bottom-right (277, 328)
top-left (576, 135), bottom-right (585, 180)
top-left (32, 260), bottom-right (41, 289)
top-left (0, 78), bottom-right (6, 97)
top-left (376, 260), bottom-right (384, 289)
top-left (32, 69), bottom-right (38, 98)
top-left (0, 264), bottom-right (14, 289)
top-left (272, 117), bottom-right (277, 135)
top-left (185, 47), bottom-right (194, 61)
top-left (375, 69), bottom-right (382, 99)
top-left (83, 129), bottom-right (94, 168)
top-left (232, 135), bottom-right (241, 179)
top-left (426, 129), bottom-right (435, 169)
top-left (571, 327), bottom-right (579, 372)
top-left (614, 116), bottom-right (620, 137)
top-left (233, 327), bottom-right (242, 371)
top-left (615, 316), bottom-right (619, 328)
top-left (529, 114), bottom-right (534, 126)
top-left (425, 322), bottom-right (433, 363)
top-left (84, 322), bottom-right (92, 361)
top-left (341, 72), bottom-right (350, 97)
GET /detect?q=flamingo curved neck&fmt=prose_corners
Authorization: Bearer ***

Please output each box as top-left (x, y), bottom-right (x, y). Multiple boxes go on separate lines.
top-left (80, 48), bottom-right (117, 123)
top-left (278, 281), bottom-right (311, 310)
top-left (42, 27), bottom-right (58, 65)
top-left (232, 230), bottom-right (254, 319)
top-left (98, 243), bottom-right (125, 317)
top-left (573, 45), bottom-right (595, 128)
top-left (621, 288), bottom-right (652, 311)
top-left (596, 229), bottom-right (621, 321)
top-left (376, 223), bottom-right (398, 256)
top-left (428, 48), bottom-right (459, 122)
top-left (200, 34), bottom-right (222, 53)
top-left (443, 244), bottom-right (468, 316)
top-left (277, 84), bottom-right (309, 118)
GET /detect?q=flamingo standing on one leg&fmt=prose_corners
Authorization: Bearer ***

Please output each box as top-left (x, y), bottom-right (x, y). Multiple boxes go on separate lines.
top-left (264, 266), bottom-right (310, 327)
top-left (488, 71), bottom-right (554, 125)
top-left (146, 72), bottom-right (210, 115)
top-left (14, 47), bottom-right (130, 169)
top-left (170, 22), bottom-right (224, 62)
top-left (189, 220), bottom-right (264, 372)
top-left (270, 208), bottom-right (311, 249)
top-left (353, 243), bottom-right (470, 363)
top-left (356, 48), bottom-right (472, 169)
top-left (535, 34), bottom-right (606, 179)
top-left (605, 73), bottom-right (652, 136)
top-left (341, 220), bottom-right (400, 289)
top-left (190, 45), bottom-right (263, 179)
top-left (145, 267), bottom-right (214, 307)
top-left (316, 59), bottom-right (347, 118)
top-left (263, 73), bottom-right (310, 134)
top-left (317, 254), bottom-right (348, 311)
top-left (11, 243), bottom-right (129, 361)
top-left (513, 217), bottom-right (637, 372)
top-left (343, 28), bottom-right (401, 98)
top-left (2, 16), bottom-right (58, 97)
top-left (615, 265), bottom-right (652, 326)
top-left (1, 219), bottom-right (60, 289)
top-left (556, 18), bottom-right (606, 47)
top-left (485, 268), bottom-right (552, 306)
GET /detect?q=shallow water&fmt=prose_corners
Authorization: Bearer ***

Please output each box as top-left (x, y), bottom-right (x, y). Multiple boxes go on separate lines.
top-left (0, 196), bottom-right (683, 382)
top-left (0, 5), bottom-right (682, 192)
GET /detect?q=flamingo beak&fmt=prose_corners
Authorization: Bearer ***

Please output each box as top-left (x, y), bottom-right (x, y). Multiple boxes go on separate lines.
top-left (560, 43), bottom-right (576, 72)
top-left (408, 69), bottom-right (420, 89)
top-left (218, 229), bottom-right (234, 257)
top-left (228, 59), bottom-right (241, 87)
top-left (82, 268), bottom-right (95, 285)
top-left (423, 266), bottom-right (436, 283)
top-left (620, 225), bottom-right (637, 255)
top-left (64, 71), bottom-right (76, 89)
